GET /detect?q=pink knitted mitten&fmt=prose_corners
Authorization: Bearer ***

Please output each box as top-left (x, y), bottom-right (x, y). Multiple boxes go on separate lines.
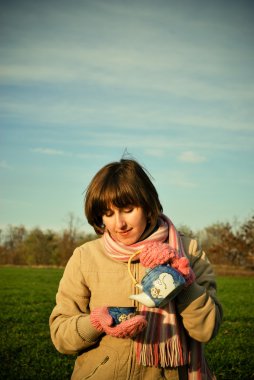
top-left (171, 257), bottom-right (196, 286)
top-left (139, 241), bottom-right (176, 269)
top-left (90, 307), bottom-right (113, 333)
top-left (90, 307), bottom-right (147, 338)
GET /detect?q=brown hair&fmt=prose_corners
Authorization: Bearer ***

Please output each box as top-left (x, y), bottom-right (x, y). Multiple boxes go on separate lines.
top-left (85, 159), bottom-right (163, 234)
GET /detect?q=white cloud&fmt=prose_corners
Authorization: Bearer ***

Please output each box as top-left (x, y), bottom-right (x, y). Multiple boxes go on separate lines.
top-left (1, 97), bottom-right (253, 136)
top-left (0, 64), bottom-right (77, 83)
top-left (31, 148), bottom-right (68, 156)
top-left (31, 148), bottom-right (108, 160)
top-left (1, 48), bottom-right (253, 104)
top-left (178, 151), bottom-right (206, 163)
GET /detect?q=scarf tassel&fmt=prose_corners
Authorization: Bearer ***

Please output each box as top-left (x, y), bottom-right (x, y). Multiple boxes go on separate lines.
top-left (136, 336), bottom-right (188, 368)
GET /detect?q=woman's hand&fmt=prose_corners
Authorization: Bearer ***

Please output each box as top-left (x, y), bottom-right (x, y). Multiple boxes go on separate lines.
top-left (139, 241), bottom-right (176, 268)
top-left (139, 241), bottom-right (195, 286)
top-left (171, 257), bottom-right (196, 286)
top-left (90, 307), bottom-right (147, 338)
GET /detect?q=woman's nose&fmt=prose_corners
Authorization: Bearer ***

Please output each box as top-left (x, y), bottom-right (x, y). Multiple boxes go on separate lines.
top-left (115, 212), bottom-right (127, 229)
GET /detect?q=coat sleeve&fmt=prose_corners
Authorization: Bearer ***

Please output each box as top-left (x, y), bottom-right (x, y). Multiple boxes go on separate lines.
top-left (175, 236), bottom-right (223, 343)
top-left (49, 247), bottom-right (102, 354)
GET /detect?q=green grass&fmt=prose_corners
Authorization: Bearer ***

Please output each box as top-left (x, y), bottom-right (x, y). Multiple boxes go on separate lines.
top-left (205, 276), bottom-right (254, 380)
top-left (0, 267), bottom-right (74, 380)
top-left (0, 267), bottom-right (253, 379)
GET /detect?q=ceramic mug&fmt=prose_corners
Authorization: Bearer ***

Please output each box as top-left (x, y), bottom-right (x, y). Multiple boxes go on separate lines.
top-left (108, 307), bottom-right (137, 325)
top-left (129, 265), bottom-right (186, 308)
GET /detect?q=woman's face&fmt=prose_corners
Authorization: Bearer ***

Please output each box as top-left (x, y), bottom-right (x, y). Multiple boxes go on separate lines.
top-left (102, 205), bottom-right (147, 245)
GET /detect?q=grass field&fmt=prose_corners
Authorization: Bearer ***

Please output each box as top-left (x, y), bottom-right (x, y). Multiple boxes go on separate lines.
top-left (0, 267), bottom-right (253, 380)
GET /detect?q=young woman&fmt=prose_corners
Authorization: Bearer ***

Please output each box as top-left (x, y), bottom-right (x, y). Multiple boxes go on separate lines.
top-left (49, 159), bottom-right (223, 379)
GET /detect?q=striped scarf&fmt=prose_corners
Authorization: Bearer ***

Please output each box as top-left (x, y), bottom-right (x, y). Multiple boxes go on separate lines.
top-left (103, 214), bottom-right (216, 379)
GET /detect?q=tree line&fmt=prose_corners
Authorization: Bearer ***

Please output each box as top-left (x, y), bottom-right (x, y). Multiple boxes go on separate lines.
top-left (0, 214), bottom-right (253, 269)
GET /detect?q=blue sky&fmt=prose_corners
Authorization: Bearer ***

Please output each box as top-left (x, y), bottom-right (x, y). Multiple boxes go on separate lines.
top-left (0, 0), bottom-right (253, 234)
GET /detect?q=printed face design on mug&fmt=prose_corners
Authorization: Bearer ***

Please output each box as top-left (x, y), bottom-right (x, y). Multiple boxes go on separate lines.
top-left (150, 273), bottom-right (176, 299)
top-left (118, 312), bottom-right (136, 323)
top-left (102, 205), bottom-right (147, 245)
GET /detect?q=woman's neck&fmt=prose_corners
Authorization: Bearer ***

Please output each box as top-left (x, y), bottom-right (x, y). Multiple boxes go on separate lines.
top-left (139, 221), bottom-right (159, 242)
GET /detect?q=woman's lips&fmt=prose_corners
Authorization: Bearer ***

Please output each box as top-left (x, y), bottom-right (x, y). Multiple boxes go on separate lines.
top-left (117, 228), bottom-right (132, 235)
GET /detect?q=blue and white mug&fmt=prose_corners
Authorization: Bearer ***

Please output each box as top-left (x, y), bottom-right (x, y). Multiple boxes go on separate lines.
top-left (129, 265), bottom-right (186, 308)
top-left (108, 306), bottom-right (137, 325)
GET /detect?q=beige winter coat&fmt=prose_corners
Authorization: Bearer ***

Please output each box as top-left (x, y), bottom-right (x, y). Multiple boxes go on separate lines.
top-left (49, 235), bottom-right (223, 380)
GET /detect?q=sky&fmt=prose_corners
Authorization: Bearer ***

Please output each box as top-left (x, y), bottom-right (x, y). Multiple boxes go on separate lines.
top-left (0, 0), bottom-right (254, 235)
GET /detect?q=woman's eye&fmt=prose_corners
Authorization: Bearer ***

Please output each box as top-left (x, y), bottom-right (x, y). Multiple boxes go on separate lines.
top-left (104, 210), bottom-right (113, 217)
top-left (124, 208), bottom-right (133, 213)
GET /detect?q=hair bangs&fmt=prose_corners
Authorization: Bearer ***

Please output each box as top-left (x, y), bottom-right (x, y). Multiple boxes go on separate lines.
top-left (98, 177), bottom-right (141, 214)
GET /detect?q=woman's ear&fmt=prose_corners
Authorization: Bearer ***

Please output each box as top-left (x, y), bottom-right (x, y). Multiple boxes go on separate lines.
top-left (146, 212), bottom-right (153, 228)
